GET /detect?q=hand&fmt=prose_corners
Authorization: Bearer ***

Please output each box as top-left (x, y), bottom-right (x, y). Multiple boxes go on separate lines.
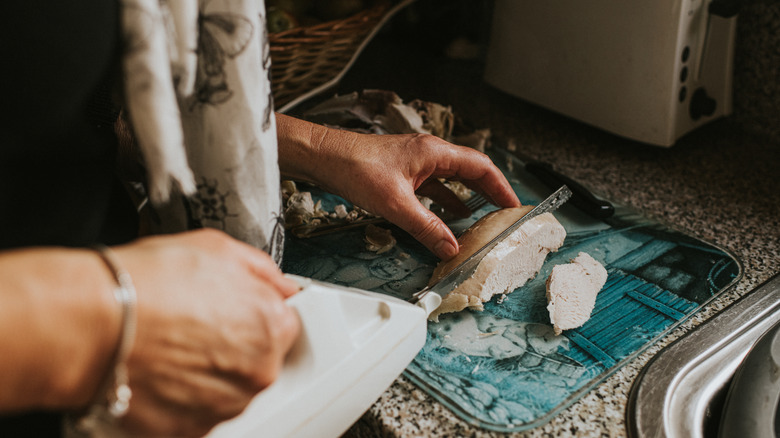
top-left (277, 115), bottom-right (521, 260)
top-left (112, 229), bottom-right (300, 437)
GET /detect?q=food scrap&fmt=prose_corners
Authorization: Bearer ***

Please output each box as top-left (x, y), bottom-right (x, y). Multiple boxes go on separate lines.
top-left (302, 90), bottom-right (490, 150)
top-left (281, 180), bottom-right (379, 238)
top-left (364, 224), bottom-right (396, 254)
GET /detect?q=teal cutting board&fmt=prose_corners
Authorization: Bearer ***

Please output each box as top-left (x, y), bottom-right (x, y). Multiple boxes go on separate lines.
top-left (281, 149), bottom-right (741, 432)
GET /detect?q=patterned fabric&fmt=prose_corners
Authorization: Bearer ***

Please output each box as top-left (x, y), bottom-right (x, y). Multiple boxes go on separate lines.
top-left (120, 0), bottom-right (284, 262)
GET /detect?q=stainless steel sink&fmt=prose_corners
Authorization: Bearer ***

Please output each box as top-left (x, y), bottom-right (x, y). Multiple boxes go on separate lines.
top-left (627, 273), bottom-right (780, 438)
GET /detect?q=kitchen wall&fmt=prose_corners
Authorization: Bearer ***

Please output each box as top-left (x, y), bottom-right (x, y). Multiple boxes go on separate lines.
top-left (732, 0), bottom-right (780, 143)
top-left (395, 0), bottom-right (780, 144)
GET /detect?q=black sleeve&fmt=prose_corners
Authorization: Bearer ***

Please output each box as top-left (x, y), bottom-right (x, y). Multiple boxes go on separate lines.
top-left (0, 0), bottom-right (137, 251)
top-left (0, 0), bottom-right (130, 435)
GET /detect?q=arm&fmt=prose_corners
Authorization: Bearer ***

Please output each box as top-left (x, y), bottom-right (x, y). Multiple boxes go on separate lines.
top-left (0, 249), bottom-right (120, 411)
top-left (0, 229), bottom-right (301, 437)
top-left (276, 113), bottom-right (521, 260)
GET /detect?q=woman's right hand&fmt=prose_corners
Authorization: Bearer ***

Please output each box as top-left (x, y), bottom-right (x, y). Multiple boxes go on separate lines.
top-left (112, 229), bottom-right (301, 437)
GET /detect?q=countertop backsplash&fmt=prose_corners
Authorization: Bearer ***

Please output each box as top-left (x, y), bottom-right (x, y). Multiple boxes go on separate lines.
top-left (382, 0), bottom-right (780, 145)
top-left (732, 0), bottom-right (780, 144)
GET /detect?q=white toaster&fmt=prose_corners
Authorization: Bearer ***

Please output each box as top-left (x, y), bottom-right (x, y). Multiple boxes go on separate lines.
top-left (484, 0), bottom-right (739, 147)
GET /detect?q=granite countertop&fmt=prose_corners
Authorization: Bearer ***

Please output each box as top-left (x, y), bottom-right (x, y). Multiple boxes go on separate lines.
top-left (290, 21), bottom-right (780, 437)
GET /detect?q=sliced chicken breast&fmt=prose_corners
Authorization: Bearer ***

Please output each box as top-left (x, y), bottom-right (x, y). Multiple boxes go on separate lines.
top-left (428, 206), bottom-right (566, 321)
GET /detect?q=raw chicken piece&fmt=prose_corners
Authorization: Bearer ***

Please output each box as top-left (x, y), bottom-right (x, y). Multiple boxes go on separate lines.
top-left (546, 252), bottom-right (608, 335)
top-left (427, 206), bottom-right (566, 321)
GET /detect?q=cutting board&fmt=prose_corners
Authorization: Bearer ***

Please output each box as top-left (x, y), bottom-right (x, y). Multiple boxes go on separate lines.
top-left (281, 149), bottom-right (741, 432)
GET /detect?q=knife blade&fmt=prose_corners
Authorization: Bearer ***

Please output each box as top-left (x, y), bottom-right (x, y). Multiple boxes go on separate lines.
top-left (411, 185), bottom-right (572, 315)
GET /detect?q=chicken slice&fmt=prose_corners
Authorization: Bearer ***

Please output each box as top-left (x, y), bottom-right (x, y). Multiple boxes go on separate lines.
top-left (546, 252), bottom-right (608, 335)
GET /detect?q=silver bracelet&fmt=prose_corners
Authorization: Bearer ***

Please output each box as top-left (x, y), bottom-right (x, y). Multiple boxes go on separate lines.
top-left (70, 245), bottom-right (137, 432)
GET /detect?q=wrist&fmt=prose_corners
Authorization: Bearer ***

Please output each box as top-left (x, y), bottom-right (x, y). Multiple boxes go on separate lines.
top-left (67, 245), bottom-right (137, 433)
top-left (276, 113), bottom-right (319, 183)
top-left (276, 113), bottom-right (360, 187)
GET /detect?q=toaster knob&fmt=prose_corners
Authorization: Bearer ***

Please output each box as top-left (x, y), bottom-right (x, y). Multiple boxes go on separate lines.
top-left (690, 88), bottom-right (717, 121)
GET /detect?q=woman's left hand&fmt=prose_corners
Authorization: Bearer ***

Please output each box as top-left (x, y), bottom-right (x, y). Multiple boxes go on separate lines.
top-left (277, 114), bottom-right (521, 260)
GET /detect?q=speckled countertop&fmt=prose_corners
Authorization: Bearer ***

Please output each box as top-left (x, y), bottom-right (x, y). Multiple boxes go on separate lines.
top-left (290, 15), bottom-right (780, 437)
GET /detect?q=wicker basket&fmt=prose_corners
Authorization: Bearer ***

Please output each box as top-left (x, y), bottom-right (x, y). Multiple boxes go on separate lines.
top-left (269, 0), bottom-right (396, 111)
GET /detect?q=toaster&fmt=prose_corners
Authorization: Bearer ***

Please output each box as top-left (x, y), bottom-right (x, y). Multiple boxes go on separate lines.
top-left (484, 0), bottom-right (739, 147)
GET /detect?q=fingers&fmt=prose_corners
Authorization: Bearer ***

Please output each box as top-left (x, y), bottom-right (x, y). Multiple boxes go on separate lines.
top-left (443, 147), bottom-right (521, 209)
top-left (403, 143), bottom-right (520, 260)
top-left (250, 289), bottom-right (301, 388)
top-left (188, 228), bottom-right (300, 299)
top-left (384, 187), bottom-right (460, 260)
top-left (232, 240), bottom-right (300, 299)
top-left (415, 178), bottom-right (471, 218)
